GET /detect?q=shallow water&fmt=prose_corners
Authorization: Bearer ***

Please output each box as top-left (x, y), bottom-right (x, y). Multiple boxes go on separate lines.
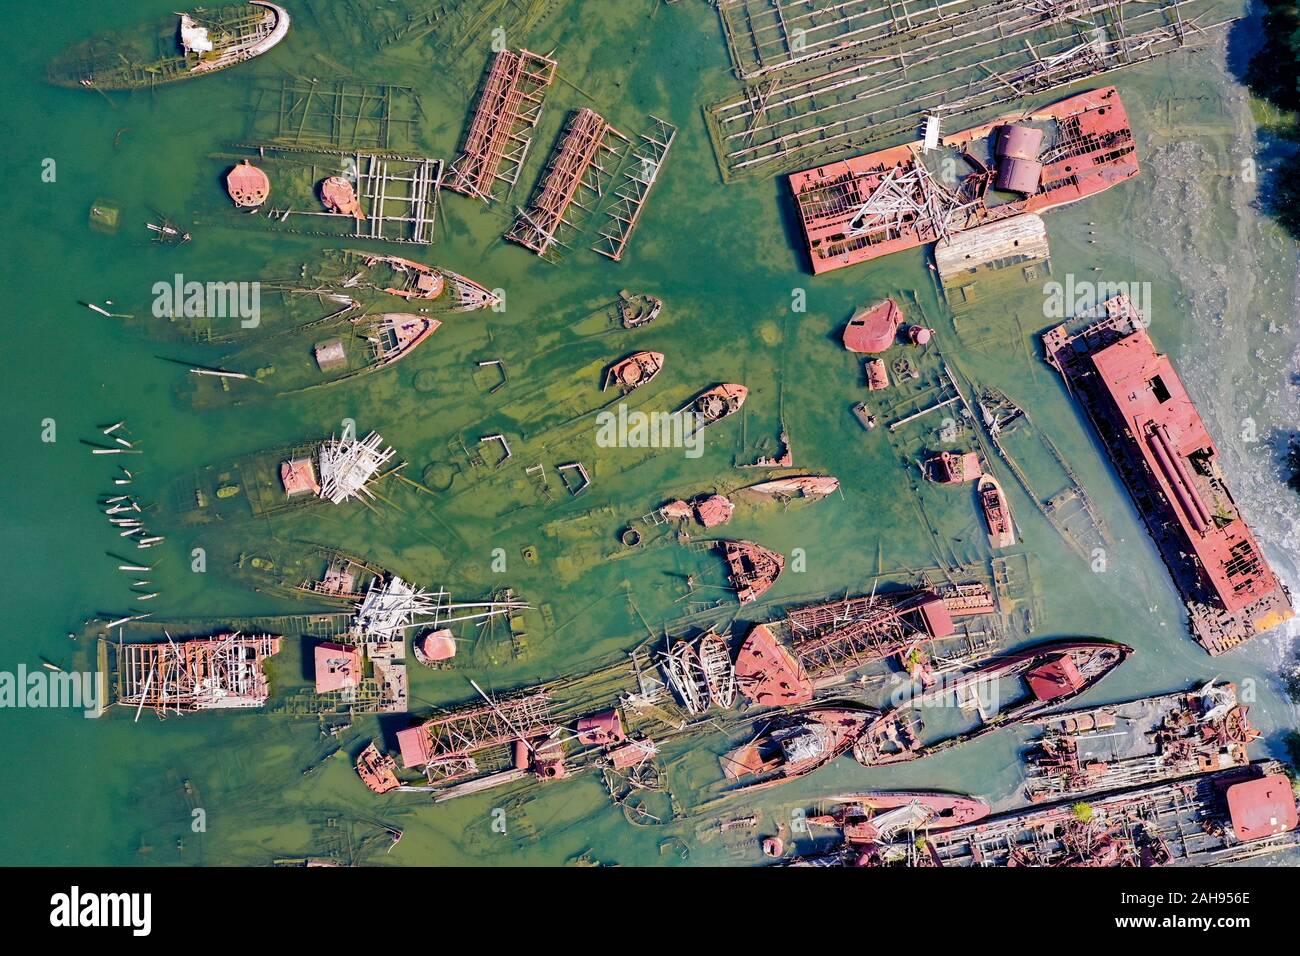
top-left (0, 0), bottom-right (1296, 866)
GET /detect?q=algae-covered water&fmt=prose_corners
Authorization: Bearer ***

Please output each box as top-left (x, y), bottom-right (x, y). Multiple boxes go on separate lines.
top-left (0, 0), bottom-right (1296, 867)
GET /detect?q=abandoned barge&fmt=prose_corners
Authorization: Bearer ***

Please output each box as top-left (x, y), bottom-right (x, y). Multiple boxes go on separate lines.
top-left (790, 87), bottom-right (1139, 274)
top-left (1043, 294), bottom-right (1294, 654)
top-left (801, 762), bottom-right (1299, 868)
top-left (1022, 681), bottom-right (1258, 803)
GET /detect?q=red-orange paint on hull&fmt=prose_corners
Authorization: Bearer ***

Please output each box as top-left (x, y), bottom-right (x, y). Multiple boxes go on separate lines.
top-left (789, 86), bottom-right (1139, 274)
top-left (1043, 295), bottom-right (1294, 654)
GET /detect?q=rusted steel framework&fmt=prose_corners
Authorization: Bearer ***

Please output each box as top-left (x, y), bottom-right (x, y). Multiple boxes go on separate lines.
top-left (446, 49), bottom-right (557, 202)
top-left (407, 691), bottom-right (555, 764)
top-left (925, 762), bottom-right (1299, 867)
top-left (507, 108), bottom-right (625, 259)
top-left (116, 633), bottom-right (282, 713)
top-left (788, 585), bottom-right (993, 675)
top-left (593, 117), bottom-right (677, 261)
top-left (708, 0), bottom-right (1226, 180)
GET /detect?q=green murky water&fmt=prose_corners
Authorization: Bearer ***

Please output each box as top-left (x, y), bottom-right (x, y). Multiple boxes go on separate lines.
top-left (0, 0), bottom-right (1296, 866)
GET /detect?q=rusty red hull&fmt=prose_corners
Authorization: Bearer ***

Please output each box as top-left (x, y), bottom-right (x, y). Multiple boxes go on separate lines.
top-left (978, 475), bottom-right (1015, 549)
top-left (842, 299), bottom-right (902, 352)
top-left (356, 742), bottom-right (400, 794)
top-left (1043, 295), bottom-right (1294, 654)
top-left (720, 539), bottom-right (784, 603)
top-left (790, 87), bottom-right (1139, 274)
top-left (606, 350), bottom-right (665, 391)
top-left (722, 703), bottom-right (879, 792)
top-left (810, 792), bottom-right (990, 843)
top-left (684, 383), bottom-right (748, 425)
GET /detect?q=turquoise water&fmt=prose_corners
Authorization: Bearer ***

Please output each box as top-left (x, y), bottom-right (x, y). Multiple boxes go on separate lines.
top-left (0, 0), bottom-right (1296, 866)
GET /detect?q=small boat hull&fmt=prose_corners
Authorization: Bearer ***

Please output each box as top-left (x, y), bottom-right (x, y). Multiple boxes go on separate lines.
top-left (978, 474), bottom-right (1015, 548)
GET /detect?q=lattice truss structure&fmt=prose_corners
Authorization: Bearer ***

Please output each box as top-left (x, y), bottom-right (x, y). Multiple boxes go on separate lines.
top-left (446, 49), bottom-right (557, 202)
top-left (593, 118), bottom-right (677, 261)
top-left (412, 692), bottom-right (557, 781)
top-left (708, 0), bottom-right (1227, 179)
top-left (507, 108), bottom-right (627, 260)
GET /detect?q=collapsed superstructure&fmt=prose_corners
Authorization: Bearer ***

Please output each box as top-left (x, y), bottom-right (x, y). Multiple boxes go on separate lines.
top-left (314, 431), bottom-right (397, 505)
top-left (112, 632), bottom-right (282, 714)
top-left (789, 87), bottom-right (1138, 273)
top-left (1022, 682), bottom-right (1258, 802)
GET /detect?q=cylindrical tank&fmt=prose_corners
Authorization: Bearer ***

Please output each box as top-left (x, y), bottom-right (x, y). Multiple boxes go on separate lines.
top-left (996, 124), bottom-right (1043, 160)
top-left (995, 157), bottom-right (1043, 195)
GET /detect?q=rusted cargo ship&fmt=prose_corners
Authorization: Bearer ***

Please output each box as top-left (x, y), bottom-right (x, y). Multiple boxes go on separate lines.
top-left (789, 87), bottom-right (1138, 274)
top-left (1022, 682), bottom-right (1257, 802)
top-left (725, 639), bottom-right (1130, 793)
top-left (810, 762), bottom-right (1300, 867)
top-left (808, 792), bottom-right (990, 844)
top-left (1043, 295), bottom-right (1294, 654)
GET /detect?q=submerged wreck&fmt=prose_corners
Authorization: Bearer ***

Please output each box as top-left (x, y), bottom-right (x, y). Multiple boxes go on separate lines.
top-left (333, 252), bottom-right (501, 311)
top-left (718, 539), bottom-right (784, 604)
top-left (172, 430), bottom-right (400, 525)
top-left (808, 792), bottom-right (991, 844)
top-left (188, 312), bottom-right (440, 407)
top-left (49, 2), bottom-right (290, 90)
top-left (724, 639), bottom-right (1131, 794)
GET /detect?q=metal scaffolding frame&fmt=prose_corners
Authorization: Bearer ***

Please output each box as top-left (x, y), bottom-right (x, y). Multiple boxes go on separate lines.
top-left (446, 49), bottom-right (557, 202)
top-left (506, 108), bottom-right (626, 259)
top-left (707, 0), bottom-right (1226, 180)
top-left (593, 117), bottom-right (677, 261)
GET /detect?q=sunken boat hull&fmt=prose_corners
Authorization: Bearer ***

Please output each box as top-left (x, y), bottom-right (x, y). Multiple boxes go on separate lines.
top-left (809, 792), bottom-right (990, 844)
top-left (185, 313), bottom-right (439, 408)
top-left (849, 639), bottom-right (1133, 768)
top-left (329, 250), bottom-right (501, 312)
top-left (49, 2), bottom-right (290, 90)
top-left (165, 432), bottom-right (397, 526)
top-left (978, 474), bottom-right (1015, 549)
top-left (606, 351), bottom-right (665, 392)
top-left (722, 703), bottom-right (881, 793)
top-left (232, 543), bottom-right (389, 606)
top-left (683, 383), bottom-right (748, 426)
